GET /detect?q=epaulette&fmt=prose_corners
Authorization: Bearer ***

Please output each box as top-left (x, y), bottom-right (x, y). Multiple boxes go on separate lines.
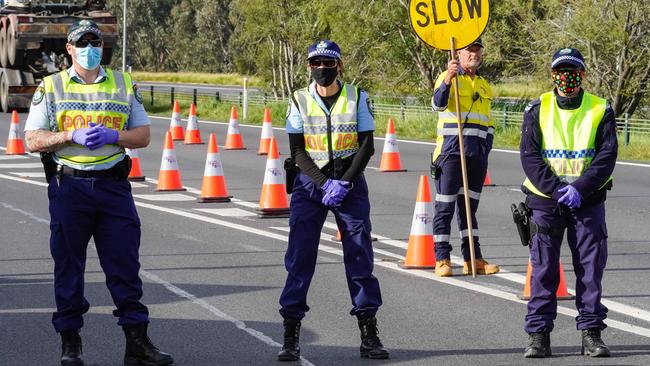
top-left (524, 99), bottom-right (541, 114)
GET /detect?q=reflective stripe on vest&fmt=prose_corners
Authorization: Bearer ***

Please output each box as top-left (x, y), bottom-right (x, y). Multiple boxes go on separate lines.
top-left (523, 91), bottom-right (611, 198)
top-left (43, 69), bottom-right (132, 167)
top-left (433, 73), bottom-right (493, 161)
top-left (294, 84), bottom-right (359, 168)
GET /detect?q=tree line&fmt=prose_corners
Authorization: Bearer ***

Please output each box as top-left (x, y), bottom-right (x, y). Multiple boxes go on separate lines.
top-left (106, 0), bottom-right (650, 117)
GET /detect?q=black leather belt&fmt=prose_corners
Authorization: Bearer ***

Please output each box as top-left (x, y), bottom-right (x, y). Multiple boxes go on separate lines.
top-left (530, 221), bottom-right (564, 239)
top-left (59, 165), bottom-right (118, 178)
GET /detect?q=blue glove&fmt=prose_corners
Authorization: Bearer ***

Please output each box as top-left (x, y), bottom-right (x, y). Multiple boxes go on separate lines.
top-left (71, 126), bottom-right (97, 146)
top-left (321, 179), bottom-right (352, 207)
top-left (85, 123), bottom-right (119, 150)
top-left (558, 185), bottom-right (582, 209)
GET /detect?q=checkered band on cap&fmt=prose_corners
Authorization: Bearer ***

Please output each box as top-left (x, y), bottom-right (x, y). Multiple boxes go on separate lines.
top-left (68, 23), bottom-right (102, 42)
top-left (552, 55), bottom-right (586, 70)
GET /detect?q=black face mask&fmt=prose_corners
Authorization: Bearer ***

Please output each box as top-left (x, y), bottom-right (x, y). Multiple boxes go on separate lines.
top-left (311, 67), bottom-right (338, 87)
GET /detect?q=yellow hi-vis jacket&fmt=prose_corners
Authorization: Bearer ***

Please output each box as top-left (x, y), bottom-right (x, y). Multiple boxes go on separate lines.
top-left (293, 83), bottom-right (359, 168)
top-left (523, 91), bottom-right (613, 198)
top-left (432, 70), bottom-right (494, 161)
top-left (43, 69), bottom-right (132, 169)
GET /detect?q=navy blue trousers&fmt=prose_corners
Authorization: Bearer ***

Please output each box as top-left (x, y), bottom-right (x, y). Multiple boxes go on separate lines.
top-left (48, 175), bottom-right (149, 332)
top-left (525, 202), bottom-right (609, 333)
top-left (279, 173), bottom-right (382, 320)
top-left (432, 155), bottom-right (487, 261)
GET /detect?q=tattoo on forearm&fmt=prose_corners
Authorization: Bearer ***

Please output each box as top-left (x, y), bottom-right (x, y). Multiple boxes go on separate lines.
top-left (25, 130), bottom-right (69, 152)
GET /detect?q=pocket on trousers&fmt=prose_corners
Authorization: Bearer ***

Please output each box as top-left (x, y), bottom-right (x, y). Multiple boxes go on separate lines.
top-left (598, 225), bottom-right (608, 268)
top-left (530, 233), bottom-right (551, 266)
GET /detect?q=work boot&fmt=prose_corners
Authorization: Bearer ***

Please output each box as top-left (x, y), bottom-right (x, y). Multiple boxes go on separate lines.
top-left (60, 329), bottom-right (83, 366)
top-left (122, 323), bottom-right (173, 366)
top-left (581, 329), bottom-right (610, 357)
top-left (524, 332), bottom-right (551, 358)
top-left (277, 318), bottom-right (301, 361)
top-left (463, 258), bottom-right (500, 275)
top-left (358, 317), bottom-right (390, 359)
top-left (435, 259), bottom-right (453, 277)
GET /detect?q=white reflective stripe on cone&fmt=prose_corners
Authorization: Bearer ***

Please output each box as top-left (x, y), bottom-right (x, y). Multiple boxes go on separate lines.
top-left (171, 112), bottom-right (182, 127)
top-left (8, 125), bottom-right (19, 139)
top-left (382, 133), bottom-right (399, 153)
top-left (260, 122), bottom-right (274, 138)
top-left (160, 150), bottom-right (180, 170)
top-left (204, 152), bottom-right (225, 176)
top-left (228, 119), bottom-right (241, 134)
top-left (263, 160), bottom-right (284, 184)
top-left (409, 202), bottom-right (434, 236)
top-left (186, 115), bottom-right (199, 130)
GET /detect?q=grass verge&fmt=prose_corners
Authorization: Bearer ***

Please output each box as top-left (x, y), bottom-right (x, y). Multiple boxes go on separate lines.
top-left (132, 72), bottom-right (265, 88)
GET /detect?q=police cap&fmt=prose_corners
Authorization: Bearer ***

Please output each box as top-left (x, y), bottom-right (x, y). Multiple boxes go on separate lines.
top-left (68, 19), bottom-right (102, 43)
top-left (307, 40), bottom-right (341, 60)
top-left (551, 48), bottom-right (586, 70)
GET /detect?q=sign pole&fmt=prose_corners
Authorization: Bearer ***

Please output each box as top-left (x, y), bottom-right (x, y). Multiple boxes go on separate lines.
top-left (450, 36), bottom-right (477, 278)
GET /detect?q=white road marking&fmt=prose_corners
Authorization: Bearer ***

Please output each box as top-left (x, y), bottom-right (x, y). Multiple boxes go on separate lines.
top-left (0, 163), bottom-right (42, 169)
top-left (129, 181), bottom-right (149, 188)
top-left (4, 173), bottom-right (650, 342)
top-left (133, 193), bottom-right (196, 201)
top-left (0, 155), bottom-right (28, 160)
top-left (9, 171), bottom-right (45, 178)
top-left (195, 208), bottom-right (256, 217)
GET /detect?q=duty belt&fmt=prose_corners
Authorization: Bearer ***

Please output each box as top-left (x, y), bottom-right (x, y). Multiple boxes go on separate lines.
top-left (59, 165), bottom-right (120, 178)
top-left (530, 221), bottom-right (564, 239)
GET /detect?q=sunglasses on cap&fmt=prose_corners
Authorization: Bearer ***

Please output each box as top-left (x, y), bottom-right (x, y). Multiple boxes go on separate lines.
top-left (74, 39), bottom-right (103, 48)
top-left (308, 58), bottom-right (337, 68)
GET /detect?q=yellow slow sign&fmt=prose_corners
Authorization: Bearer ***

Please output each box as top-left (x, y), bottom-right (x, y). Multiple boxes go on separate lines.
top-left (408, 0), bottom-right (490, 51)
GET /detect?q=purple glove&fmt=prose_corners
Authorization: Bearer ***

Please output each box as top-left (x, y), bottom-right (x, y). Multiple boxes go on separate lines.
top-left (321, 179), bottom-right (352, 207)
top-left (558, 185), bottom-right (582, 209)
top-left (71, 126), bottom-right (97, 146)
top-left (85, 124), bottom-right (119, 150)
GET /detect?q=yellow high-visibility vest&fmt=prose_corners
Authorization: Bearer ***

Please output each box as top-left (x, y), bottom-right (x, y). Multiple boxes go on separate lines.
top-left (43, 69), bottom-right (132, 168)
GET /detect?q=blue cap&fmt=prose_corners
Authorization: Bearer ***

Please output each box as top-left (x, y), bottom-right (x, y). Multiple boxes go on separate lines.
top-left (551, 48), bottom-right (586, 70)
top-left (68, 19), bottom-right (102, 43)
top-left (307, 40), bottom-right (341, 60)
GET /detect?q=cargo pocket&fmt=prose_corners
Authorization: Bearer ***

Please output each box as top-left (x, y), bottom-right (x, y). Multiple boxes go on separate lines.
top-left (530, 233), bottom-right (552, 266)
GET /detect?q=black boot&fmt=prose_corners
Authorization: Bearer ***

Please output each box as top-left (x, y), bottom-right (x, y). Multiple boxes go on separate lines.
top-left (60, 329), bottom-right (83, 366)
top-left (581, 329), bottom-right (610, 357)
top-left (358, 317), bottom-right (389, 359)
top-left (277, 318), bottom-right (301, 361)
top-left (122, 323), bottom-right (173, 366)
top-left (524, 332), bottom-right (551, 358)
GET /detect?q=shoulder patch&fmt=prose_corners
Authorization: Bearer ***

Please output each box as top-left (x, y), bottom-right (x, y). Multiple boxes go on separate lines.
top-left (133, 84), bottom-right (143, 104)
top-left (32, 87), bottom-right (45, 105)
top-left (366, 98), bottom-right (374, 118)
top-left (524, 99), bottom-right (541, 114)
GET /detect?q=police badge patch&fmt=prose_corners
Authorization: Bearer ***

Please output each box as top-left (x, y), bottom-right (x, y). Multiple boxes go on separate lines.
top-left (32, 87), bottom-right (45, 105)
top-left (133, 84), bottom-right (143, 104)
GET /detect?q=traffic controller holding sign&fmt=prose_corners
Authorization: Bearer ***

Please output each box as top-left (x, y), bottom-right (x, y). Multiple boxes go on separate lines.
top-left (408, 0), bottom-right (490, 50)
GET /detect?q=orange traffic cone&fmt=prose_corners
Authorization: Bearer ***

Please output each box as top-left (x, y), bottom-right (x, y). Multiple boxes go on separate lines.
top-left (258, 137), bottom-right (290, 218)
top-left (225, 106), bottom-right (246, 150)
top-left (399, 175), bottom-right (436, 269)
top-left (184, 103), bottom-right (204, 144)
top-left (518, 260), bottom-right (574, 300)
top-left (126, 148), bottom-right (145, 182)
top-left (169, 101), bottom-right (184, 141)
top-left (257, 107), bottom-right (274, 155)
top-left (379, 118), bottom-right (406, 172)
top-left (6, 111), bottom-right (25, 155)
top-left (156, 131), bottom-right (186, 192)
top-left (198, 133), bottom-right (231, 203)
top-left (484, 170), bottom-right (494, 186)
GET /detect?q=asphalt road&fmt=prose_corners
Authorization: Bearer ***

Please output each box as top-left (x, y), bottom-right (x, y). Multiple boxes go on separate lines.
top-left (1, 110), bottom-right (650, 366)
top-left (137, 82), bottom-right (260, 97)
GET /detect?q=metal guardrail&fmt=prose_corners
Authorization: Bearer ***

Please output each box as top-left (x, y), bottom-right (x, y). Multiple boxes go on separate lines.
top-left (146, 85), bottom-right (650, 145)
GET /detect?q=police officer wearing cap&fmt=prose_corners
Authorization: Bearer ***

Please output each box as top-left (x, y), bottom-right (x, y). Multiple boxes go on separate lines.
top-left (520, 48), bottom-right (618, 358)
top-left (277, 40), bottom-right (389, 361)
top-left (431, 39), bottom-right (500, 277)
top-left (24, 20), bottom-right (173, 366)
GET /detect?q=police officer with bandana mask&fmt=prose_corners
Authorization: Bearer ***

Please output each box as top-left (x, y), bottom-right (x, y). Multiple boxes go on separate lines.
top-left (520, 48), bottom-right (618, 358)
top-left (277, 40), bottom-right (389, 361)
top-left (24, 20), bottom-right (172, 366)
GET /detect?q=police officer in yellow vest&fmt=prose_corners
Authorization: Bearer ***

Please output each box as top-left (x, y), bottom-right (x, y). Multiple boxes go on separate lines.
top-left (24, 20), bottom-right (173, 366)
top-left (431, 39), bottom-right (500, 277)
top-left (277, 40), bottom-right (389, 361)
top-left (520, 48), bottom-right (618, 358)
